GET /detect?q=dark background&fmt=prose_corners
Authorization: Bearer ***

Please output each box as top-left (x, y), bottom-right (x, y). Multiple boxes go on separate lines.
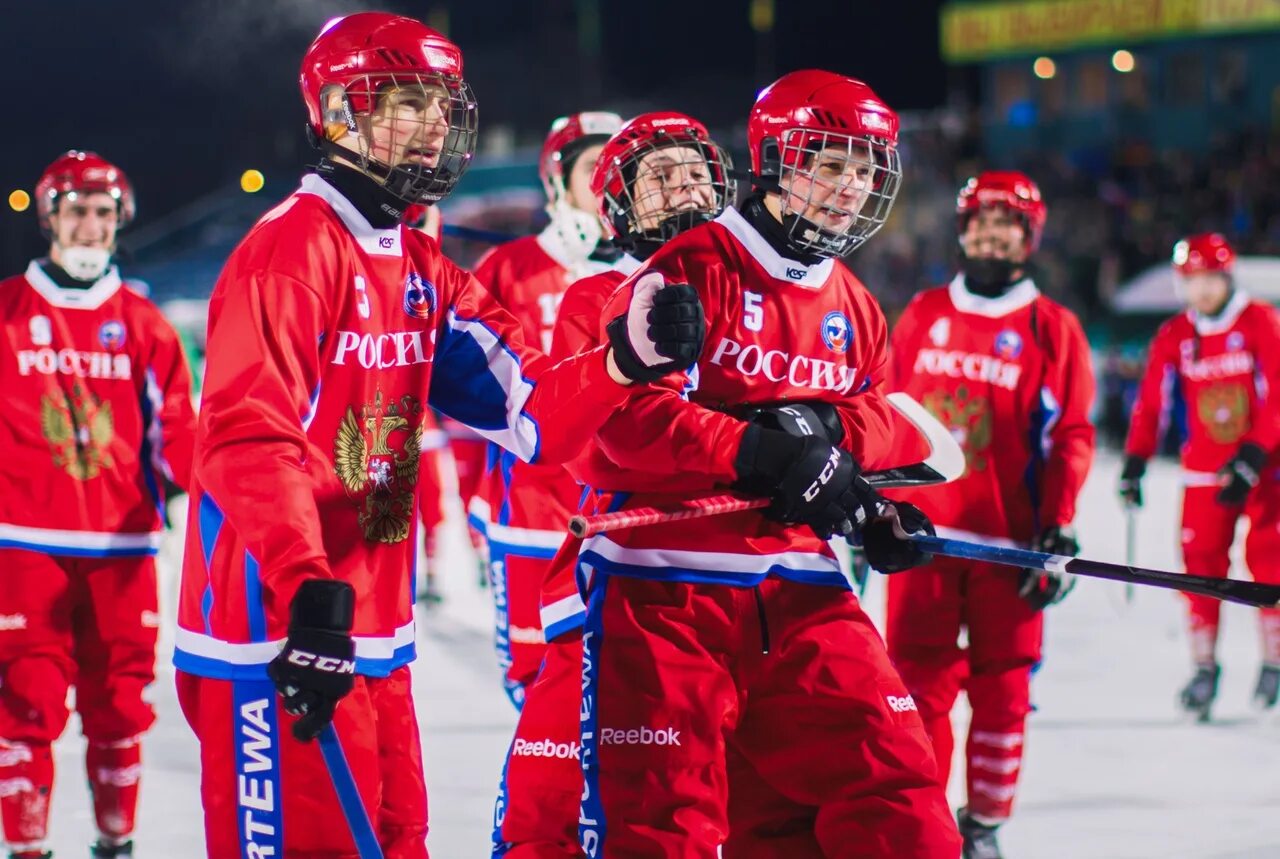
top-left (0, 0), bottom-right (962, 272)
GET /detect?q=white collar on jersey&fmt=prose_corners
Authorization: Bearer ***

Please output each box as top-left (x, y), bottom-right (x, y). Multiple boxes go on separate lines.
top-left (296, 173), bottom-right (403, 258)
top-left (1187, 289), bottom-right (1249, 336)
top-left (535, 225), bottom-right (617, 282)
top-left (947, 274), bottom-right (1040, 317)
top-left (614, 253), bottom-right (643, 276)
top-left (24, 259), bottom-right (123, 310)
top-left (714, 206), bottom-right (836, 289)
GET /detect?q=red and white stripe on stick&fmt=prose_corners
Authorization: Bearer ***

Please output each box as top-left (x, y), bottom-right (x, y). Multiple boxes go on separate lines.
top-left (567, 392), bottom-right (964, 538)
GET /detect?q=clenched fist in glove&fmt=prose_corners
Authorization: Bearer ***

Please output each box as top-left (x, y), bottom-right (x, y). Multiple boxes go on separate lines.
top-left (733, 425), bottom-right (875, 539)
top-left (1216, 442), bottom-right (1266, 506)
top-left (860, 500), bottom-right (936, 573)
top-left (267, 579), bottom-right (357, 742)
top-left (1117, 455), bottom-right (1146, 509)
top-left (1018, 526), bottom-right (1079, 611)
top-left (606, 271), bottom-right (705, 383)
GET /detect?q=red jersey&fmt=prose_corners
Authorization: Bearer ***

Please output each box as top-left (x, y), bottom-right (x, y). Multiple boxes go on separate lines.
top-left (574, 206), bottom-right (900, 589)
top-left (0, 262), bottom-right (195, 556)
top-left (1125, 291), bottom-right (1280, 480)
top-left (472, 229), bottom-right (618, 560)
top-left (888, 277), bottom-right (1096, 544)
top-left (174, 175), bottom-right (632, 680)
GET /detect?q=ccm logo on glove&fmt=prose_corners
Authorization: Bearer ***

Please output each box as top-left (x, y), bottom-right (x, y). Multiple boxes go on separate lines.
top-left (803, 447), bottom-right (843, 503)
top-left (285, 650), bottom-right (356, 674)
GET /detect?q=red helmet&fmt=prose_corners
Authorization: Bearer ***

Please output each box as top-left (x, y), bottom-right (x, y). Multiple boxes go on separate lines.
top-left (299, 12), bottom-right (478, 204)
top-left (1173, 232), bottom-right (1235, 275)
top-left (956, 171), bottom-right (1047, 252)
top-left (538, 111), bottom-right (623, 202)
top-left (746, 70), bottom-right (901, 258)
top-left (590, 111), bottom-right (733, 244)
top-left (35, 151), bottom-right (135, 232)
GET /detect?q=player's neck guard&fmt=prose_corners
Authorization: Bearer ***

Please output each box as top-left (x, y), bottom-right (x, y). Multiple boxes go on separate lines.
top-left (960, 254), bottom-right (1027, 297)
top-left (738, 194), bottom-right (825, 267)
top-left (314, 157), bottom-right (406, 228)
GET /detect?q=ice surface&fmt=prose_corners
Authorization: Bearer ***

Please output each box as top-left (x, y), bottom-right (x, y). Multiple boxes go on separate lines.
top-left (41, 451), bottom-right (1280, 857)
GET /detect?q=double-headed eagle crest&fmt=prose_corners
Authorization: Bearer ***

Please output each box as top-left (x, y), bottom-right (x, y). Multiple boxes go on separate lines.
top-left (1198, 383), bottom-right (1249, 445)
top-left (41, 385), bottom-right (115, 480)
top-left (334, 391), bottom-right (423, 544)
top-left (923, 385), bottom-right (992, 473)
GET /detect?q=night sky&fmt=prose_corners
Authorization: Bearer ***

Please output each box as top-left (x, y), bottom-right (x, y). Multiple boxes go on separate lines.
top-left (1, 0), bottom-right (952, 269)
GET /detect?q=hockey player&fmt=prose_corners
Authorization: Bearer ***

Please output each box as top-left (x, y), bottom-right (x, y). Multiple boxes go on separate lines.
top-left (1120, 232), bottom-right (1280, 718)
top-left (559, 71), bottom-right (962, 857)
top-left (0, 151), bottom-right (197, 859)
top-left (172, 13), bottom-right (707, 859)
top-left (494, 110), bottom-right (735, 856)
top-left (470, 111), bottom-right (624, 707)
top-left (884, 171), bottom-right (1096, 858)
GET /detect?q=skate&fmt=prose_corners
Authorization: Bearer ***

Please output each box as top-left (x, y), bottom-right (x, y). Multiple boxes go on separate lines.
top-left (90, 840), bottom-right (132, 858)
top-left (1253, 664), bottom-right (1280, 711)
top-left (1178, 663), bottom-right (1221, 722)
top-left (417, 575), bottom-right (445, 607)
top-left (957, 808), bottom-right (1003, 859)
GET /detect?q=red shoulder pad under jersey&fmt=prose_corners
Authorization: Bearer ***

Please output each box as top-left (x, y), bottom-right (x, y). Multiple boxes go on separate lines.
top-left (1124, 316), bottom-right (1182, 461)
top-left (587, 211), bottom-right (896, 491)
top-left (1240, 301), bottom-right (1280, 454)
top-left (551, 268), bottom-right (627, 361)
top-left (1034, 298), bottom-right (1097, 528)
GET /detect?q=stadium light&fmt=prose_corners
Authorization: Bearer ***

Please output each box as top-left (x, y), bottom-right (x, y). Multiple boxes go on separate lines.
top-left (8, 190), bottom-right (30, 212)
top-left (1112, 50), bottom-right (1136, 73)
top-left (1033, 57), bottom-right (1056, 80)
top-left (240, 169), bottom-right (265, 193)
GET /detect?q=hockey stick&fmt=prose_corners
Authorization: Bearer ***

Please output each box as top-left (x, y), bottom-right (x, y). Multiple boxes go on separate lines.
top-left (1123, 508), bottom-right (1136, 604)
top-left (567, 392), bottom-right (964, 539)
top-left (910, 534), bottom-right (1280, 608)
top-left (441, 223), bottom-right (519, 244)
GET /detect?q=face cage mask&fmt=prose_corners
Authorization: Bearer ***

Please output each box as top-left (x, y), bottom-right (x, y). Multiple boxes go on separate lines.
top-left (775, 129), bottom-right (901, 259)
top-left (605, 137), bottom-right (734, 248)
top-left (322, 73), bottom-right (478, 205)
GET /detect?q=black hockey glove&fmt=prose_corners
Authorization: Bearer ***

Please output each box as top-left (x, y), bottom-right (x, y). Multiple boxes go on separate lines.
top-left (741, 401), bottom-right (844, 445)
top-left (1216, 442), bottom-right (1266, 506)
top-left (732, 425), bottom-right (867, 539)
top-left (606, 273), bottom-right (705, 383)
top-left (266, 579), bottom-right (357, 742)
top-left (1117, 455), bottom-right (1146, 509)
top-left (1018, 526), bottom-right (1079, 611)
top-left (859, 500), bottom-right (936, 573)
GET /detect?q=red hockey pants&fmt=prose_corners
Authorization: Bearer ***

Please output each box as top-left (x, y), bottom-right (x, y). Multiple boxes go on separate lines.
top-left (885, 556), bottom-right (1043, 823)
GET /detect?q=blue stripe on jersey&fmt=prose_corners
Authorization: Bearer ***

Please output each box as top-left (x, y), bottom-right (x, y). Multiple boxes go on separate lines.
top-left (233, 679), bottom-right (284, 858)
top-left (575, 550), bottom-right (848, 589)
top-left (198, 494), bottom-right (226, 635)
top-left (136, 377), bottom-right (165, 520)
top-left (1022, 385), bottom-right (1061, 534)
top-left (172, 643), bottom-right (418, 681)
top-left (491, 731), bottom-right (517, 857)
top-left (497, 450), bottom-right (517, 526)
top-left (578, 573), bottom-right (608, 857)
top-left (486, 538), bottom-right (559, 561)
top-left (429, 310), bottom-right (541, 463)
top-left (543, 611), bottom-right (586, 643)
top-left (0, 538), bottom-right (157, 558)
top-left (302, 380), bottom-right (322, 430)
top-left (317, 725), bottom-right (384, 859)
top-left (489, 547), bottom-right (515, 688)
top-left (244, 550), bottom-right (267, 643)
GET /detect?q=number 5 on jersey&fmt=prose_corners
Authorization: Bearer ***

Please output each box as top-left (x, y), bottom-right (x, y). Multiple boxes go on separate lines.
top-left (743, 291), bottom-right (764, 332)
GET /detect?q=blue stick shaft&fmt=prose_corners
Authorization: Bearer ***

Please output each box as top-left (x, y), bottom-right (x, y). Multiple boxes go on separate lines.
top-left (909, 534), bottom-right (1280, 608)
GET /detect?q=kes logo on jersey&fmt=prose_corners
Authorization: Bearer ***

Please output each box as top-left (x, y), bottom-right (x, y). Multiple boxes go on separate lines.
top-left (334, 391), bottom-right (423, 544)
top-left (41, 384), bottom-right (114, 480)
